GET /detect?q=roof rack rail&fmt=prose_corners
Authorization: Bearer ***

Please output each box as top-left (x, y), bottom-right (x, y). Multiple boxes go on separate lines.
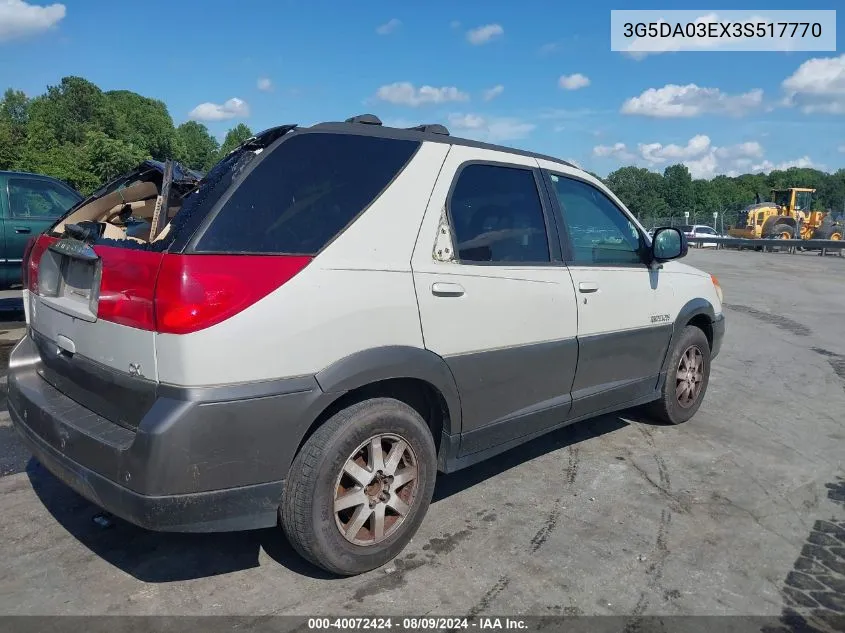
top-left (406, 123), bottom-right (450, 136)
top-left (345, 114), bottom-right (383, 125)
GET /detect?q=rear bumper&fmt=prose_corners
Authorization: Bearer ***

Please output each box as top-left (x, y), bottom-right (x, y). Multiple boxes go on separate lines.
top-left (13, 415), bottom-right (283, 532)
top-left (8, 334), bottom-right (331, 532)
top-left (711, 313), bottom-right (725, 360)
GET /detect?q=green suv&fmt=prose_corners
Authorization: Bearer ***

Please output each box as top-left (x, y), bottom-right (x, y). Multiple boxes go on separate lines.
top-left (0, 171), bottom-right (82, 288)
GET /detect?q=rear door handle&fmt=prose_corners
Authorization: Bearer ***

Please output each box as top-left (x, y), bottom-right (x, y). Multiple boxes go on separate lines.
top-left (431, 282), bottom-right (465, 297)
top-left (578, 282), bottom-right (599, 293)
top-left (13, 227), bottom-right (31, 234)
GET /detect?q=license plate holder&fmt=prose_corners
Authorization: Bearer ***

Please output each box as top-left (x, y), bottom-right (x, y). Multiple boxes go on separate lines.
top-left (40, 239), bottom-right (102, 318)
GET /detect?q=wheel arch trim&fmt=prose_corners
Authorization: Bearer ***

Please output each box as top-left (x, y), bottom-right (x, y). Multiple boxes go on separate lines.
top-left (314, 345), bottom-right (463, 435)
top-left (657, 298), bottom-right (717, 383)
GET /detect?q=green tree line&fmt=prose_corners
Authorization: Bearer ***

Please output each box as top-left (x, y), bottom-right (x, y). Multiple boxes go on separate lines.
top-left (0, 76), bottom-right (253, 195)
top-left (604, 163), bottom-right (845, 229)
top-left (2, 76), bottom-right (844, 221)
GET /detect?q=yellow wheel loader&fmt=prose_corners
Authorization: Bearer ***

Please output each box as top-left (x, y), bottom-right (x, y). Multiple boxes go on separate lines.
top-left (728, 188), bottom-right (843, 242)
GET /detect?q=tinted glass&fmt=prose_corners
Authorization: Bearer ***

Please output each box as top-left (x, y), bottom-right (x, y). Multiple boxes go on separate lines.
top-left (548, 174), bottom-right (644, 266)
top-left (8, 178), bottom-right (79, 219)
top-left (195, 133), bottom-right (419, 254)
top-left (448, 164), bottom-right (549, 263)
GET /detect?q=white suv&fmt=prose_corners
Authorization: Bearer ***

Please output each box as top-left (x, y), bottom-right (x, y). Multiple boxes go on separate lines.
top-left (681, 224), bottom-right (724, 248)
top-left (9, 115), bottom-right (725, 576)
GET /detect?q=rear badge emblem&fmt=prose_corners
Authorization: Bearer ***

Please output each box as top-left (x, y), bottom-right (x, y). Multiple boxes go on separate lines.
top-left (128, 363), bottom-right (143, 377)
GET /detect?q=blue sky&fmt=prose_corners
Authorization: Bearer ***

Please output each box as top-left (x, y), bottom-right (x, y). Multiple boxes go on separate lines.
top-left (0, 0), bottom-right (843, 178)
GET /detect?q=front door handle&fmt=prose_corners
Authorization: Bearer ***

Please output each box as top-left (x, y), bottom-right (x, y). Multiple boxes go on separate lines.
top-left (578, 282), bottom-right (599, 293)
top-left (431, 282), bottom-right (465, 297)
top-left (13, 227), bottom-right (31, 234)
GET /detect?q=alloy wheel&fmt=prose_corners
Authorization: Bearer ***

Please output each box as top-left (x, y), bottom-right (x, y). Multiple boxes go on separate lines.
top-left (333, 434), bottom-right (419, 546)
top-left (676, 345), bottom-right (704, 409)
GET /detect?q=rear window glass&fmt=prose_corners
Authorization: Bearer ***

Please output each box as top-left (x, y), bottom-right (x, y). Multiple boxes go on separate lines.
top-left (194, 132), bottom-right (419, 254)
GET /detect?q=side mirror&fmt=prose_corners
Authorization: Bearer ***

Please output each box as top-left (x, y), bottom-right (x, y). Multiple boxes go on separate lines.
top-left (651, 227), bottom-right (687, 262)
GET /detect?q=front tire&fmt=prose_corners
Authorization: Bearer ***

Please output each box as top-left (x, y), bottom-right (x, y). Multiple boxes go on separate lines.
top-left (281, 398), bottom-right (437, 576)
top-left (767, 223), bottom-right (795, 240)
top-left (647, 325), bottom-right (711, 425)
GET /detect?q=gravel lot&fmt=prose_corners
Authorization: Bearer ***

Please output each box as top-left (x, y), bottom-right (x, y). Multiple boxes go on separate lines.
top-left (0, 250), bottom-right (843, 623)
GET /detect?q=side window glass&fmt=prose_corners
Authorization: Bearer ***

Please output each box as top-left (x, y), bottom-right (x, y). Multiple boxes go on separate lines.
top-left (448, 164), bottom-right (550, 263)
top-left (548, 173), bottom-right (644, 266)
top-left (8, 178), bottom-right (78, 219)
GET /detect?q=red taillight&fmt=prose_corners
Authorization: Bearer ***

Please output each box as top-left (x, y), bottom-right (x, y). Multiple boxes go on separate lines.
top-left (94, 246), bottom-right (165, 331)
top-left (31, 239), bottom-right (310, 334)
top-left (25, 235), bottom-right (58, 294)
top-left (154, 254), bottom-right (312, 334)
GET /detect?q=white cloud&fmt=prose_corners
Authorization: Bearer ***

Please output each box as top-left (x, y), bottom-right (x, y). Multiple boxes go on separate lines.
top-left (639, 134), bottom-right (712, 163)
top-left (781, 54), bottom-right (845, 114)
top-left (256, 77), bottom-right (272, 92)
top-left (621, 84), bottom-right (763, 118)
top-left (0, 0), bottom-right (65, 41)
top-left (750, 157), bottom-right (816, 173)
top-left (558, 73), bottom-right (590, 91)
top-left (375, 82), bottom-right (469, 107)
top-left (376, 18), bottom-right (401, 35)
top-left (189, 97), bottom-right (250, 121)
top-left (635, 135), bottom-right (769, 178)
top-left (714, 141), bottom-right (764, 160)
top-left (450, 20), bottom-right (461, 30)
top-left (593, 134), bottom-right (800, 179)
top-left (466, 24), bottom-right (503, 45)
top-left (593, 143), bottom-right (635, 161)
top-left (448, 113), bottom-right (535, 142)
top-left (482, 84), bottom-right (504, 101)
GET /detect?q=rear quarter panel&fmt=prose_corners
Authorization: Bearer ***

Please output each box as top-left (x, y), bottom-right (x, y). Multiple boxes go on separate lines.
top-left (155, 142), bottom-right (451, 386)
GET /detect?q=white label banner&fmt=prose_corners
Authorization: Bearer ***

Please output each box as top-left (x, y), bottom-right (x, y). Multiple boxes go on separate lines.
top-left (611, 10), bottom-right (836, 54)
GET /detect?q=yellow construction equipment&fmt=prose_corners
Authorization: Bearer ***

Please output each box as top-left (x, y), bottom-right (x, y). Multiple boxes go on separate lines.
top-left (728, 187), bottom-right (843, 241)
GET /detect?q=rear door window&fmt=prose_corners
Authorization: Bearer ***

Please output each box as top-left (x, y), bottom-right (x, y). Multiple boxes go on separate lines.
top-left (447, 163), bottom-right (551, 263)
top-left (8, 178), bottom-right (79, 219)
top-left (194, 132), bottom-right (419, 254)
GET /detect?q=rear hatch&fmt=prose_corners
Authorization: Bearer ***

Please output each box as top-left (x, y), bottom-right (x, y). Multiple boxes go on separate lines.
top-left (22, 127), bottom-right (295, 430)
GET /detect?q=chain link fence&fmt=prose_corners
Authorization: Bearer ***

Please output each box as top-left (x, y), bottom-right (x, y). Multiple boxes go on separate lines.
top-left (637, 205), bottom-right (748, 234)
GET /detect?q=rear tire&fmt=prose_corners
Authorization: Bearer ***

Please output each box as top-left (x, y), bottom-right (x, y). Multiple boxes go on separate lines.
top-left (812, 225), bottom-right (843, 241)
top-left (647, 325), bottom-right (711, 425)
top-left (281, 398), bottom-right (437, 576)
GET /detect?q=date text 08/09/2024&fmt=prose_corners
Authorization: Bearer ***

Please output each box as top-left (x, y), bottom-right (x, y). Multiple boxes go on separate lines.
top-left (307, 618), bottom-right (529, 630)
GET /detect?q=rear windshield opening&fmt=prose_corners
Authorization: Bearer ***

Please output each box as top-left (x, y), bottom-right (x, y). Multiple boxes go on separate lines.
top-left (192, 132), bottom-right (420, 256)
top-left (50, 147), bottom-right (265, 252)
top-left (52, 170), bottom-right (195, 250)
